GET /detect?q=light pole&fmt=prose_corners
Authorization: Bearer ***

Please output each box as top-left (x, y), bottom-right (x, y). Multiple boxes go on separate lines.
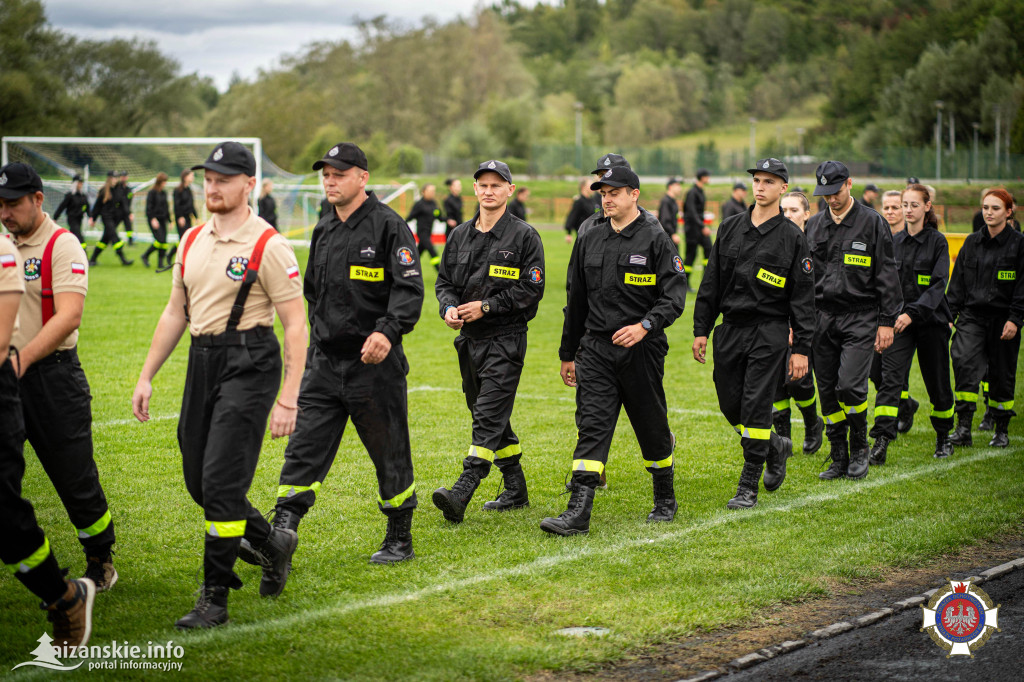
top-left (934, 100), bottom-right (944, 180)
top-left (574, 101), bottom-right (584, 173)
top-left (749, 117), bottom-right (757, 168)
top-left (972, 122), bottom-right (980, 180)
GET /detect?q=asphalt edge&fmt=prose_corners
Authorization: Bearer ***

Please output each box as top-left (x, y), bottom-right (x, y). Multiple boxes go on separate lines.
top-left (675, 555), bottom-right (1024, 682)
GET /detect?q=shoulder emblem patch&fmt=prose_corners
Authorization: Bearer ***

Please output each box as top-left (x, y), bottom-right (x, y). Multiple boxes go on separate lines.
top-left (528, 266), bottom-right (543, 283)
top-left (397, 246), bottom-right (415, 266)
top-left (673, 255), bottom-right (685, 273)
top-left (801, 257), bottom-right (813, 274)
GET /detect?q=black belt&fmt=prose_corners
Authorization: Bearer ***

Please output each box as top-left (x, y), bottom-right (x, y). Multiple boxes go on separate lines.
top-left (191, 326), bottom-right (273, 347)
top-left (33, 347), bottom-right (78, 366)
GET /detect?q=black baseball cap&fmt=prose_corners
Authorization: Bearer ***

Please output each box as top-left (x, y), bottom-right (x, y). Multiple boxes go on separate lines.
top-left (591, 166), bottom-right (640, 191)
top-left (732, 182), bottom-right (747, 191)
top-left (748, 158), bottom-right (789, 183)
top-left (106, 170), bottom-right (117, 177)
top-left (0, 163), bottom-right (43, 199)
top-left (814, 160), bottom-right (850, 196)
top-left (590, 153), bottom-right (631, 174)
top-left (192, 141), bottom-right (257, 177)
top-left (865, 183), bottom-right (880, 193)
top-left (118, 170), bottom-right (129, 178)
top-left (906, 176), bottom-right (920, 185)
top-left (313, 142), bottom-right (368, 172)
top-left (72, 174), bottom-right (83, 183)
top-left (695, 168), bottom-right (711, 179)
top-left (473, 160), bottom-right (513, 184)
top-left (666, 177), bottom-right (681, 187)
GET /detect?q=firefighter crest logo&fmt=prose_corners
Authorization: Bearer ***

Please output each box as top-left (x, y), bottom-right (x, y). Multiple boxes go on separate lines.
top-left (23, 257), bottom-right (42, 281)
top-left (528, 266), bottom-right (543, 283)
top-left (226, 257), bottom-right (249, 281)
top-left (921, 579), bottom-right (999, 657)
top-left (396, 247), bottom-right (415, 266)
top-left (673, 255), bottom-right (685, 273)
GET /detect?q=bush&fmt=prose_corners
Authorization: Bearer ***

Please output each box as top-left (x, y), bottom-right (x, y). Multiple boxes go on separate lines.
top-left (388, 144), bottom-right (424, 174)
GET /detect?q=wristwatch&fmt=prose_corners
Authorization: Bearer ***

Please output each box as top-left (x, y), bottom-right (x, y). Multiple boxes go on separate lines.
top-left (641, 318), bottom-right (652, 331)
top-left (481, 300), bottom-right (491, 314)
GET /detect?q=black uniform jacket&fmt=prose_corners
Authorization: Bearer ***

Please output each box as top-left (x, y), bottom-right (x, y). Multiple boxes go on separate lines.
top-left (113, 183), bottom-right (132, 219)
top-left (444, 194), bottom-right (463, 226)
top-left (508, 199), bottom-right (527, 221)
top-left (565, 194), bottom-right (596, 235)
top-left (657, 194), bottom-right (679, 236)
top-left (54, 191), bottom-right (89, 224)
top-left (173, 186), bottom-right (198, 223)
top-left (319, 198), bottom-right (332, 221)
top-left (682, 184), bottom-right (705, 233)
top-left (307, 191), bottom-right (424, 354)
top-left (892, 226), bottom-right (952, 327)
top-left (805, 199), bottom-right (902, 326)
top-left (436, 209), bottom-right (545, 340)
top-left (693, 207), bottom-right (816, 355)
top-left (406, 198), bottom-right (441, 234)
top-left (90, 190), bottom-right (119, 221)
top-left (720, 197), bottom-right (745, 223)
top-left (146, 188), bottom-right (169, 223)
top-left (947, 225), bottom-right (1024, 328)
top-left (258, 195), bottom-right (277, 228)
top-left (560, 210), bottom-right (687, 361)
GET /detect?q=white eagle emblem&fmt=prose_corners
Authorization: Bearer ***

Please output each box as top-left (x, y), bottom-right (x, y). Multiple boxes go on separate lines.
top-left (763, 161), bottom-right (770, 168)
top-left (942, 603), bottom-right (978, 637)
top-left (604, 157), bottom-right (611, 166)
top-left (329, 146), bottom-right (339, 157)
top-left (213, 148), bottom-right (224, 161)
top-left (820, 176), bottom-right (828, 184)
top-left (0, 173), bottom-right (6, 186)
top-left (488, 161), bottom-right (496, 169)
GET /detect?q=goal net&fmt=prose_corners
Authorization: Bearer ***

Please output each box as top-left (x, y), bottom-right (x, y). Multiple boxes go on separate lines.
top-left (1, 136), bottom-right (418, 245)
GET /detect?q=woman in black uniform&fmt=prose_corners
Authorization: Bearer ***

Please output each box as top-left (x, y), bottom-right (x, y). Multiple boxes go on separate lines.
top-left (772, 191), bottom-right (824, 453)
top-left (165, 170), bottom-right (198, 267)
top-left (868, 184), bottom-right (955, 463)
top-left (88, 172), bottom-right (132, 266)
top-left (258, 179), bottom-right (278, 230)
top-left (443, 178), bottom-right (463, 239)
top-left (142, 172), bottom-right (170, 269)
top-left (948, 188), bottom-right (1024, 448)
top-left (53, 174), bottom-right (89, 244)
top-left (406, 183), bottom-right (441, 270)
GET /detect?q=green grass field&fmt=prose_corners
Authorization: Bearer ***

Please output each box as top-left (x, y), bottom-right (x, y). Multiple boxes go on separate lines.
top-left (2, 226), bottom-right (1022, 680)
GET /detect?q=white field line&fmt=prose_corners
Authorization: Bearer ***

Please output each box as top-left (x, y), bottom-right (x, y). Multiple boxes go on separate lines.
top-left (190, 444), bottom-right (1016, 642)
top-left (91, 386), bottom-right (721, 429)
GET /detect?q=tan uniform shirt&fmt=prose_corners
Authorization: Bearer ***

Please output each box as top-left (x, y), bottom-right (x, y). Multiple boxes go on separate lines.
top-left (0, 237), bottom-right (25, 336)
top-left (11, 214), bottom-right (89, 351)
top-left (172, 208), bottom-right (302, 336)
top-left (830, 197), bottom-right (856, 225)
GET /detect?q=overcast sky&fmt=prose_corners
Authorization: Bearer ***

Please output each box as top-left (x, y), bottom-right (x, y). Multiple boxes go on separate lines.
top-left (42, 1), bottom-right (527, 90)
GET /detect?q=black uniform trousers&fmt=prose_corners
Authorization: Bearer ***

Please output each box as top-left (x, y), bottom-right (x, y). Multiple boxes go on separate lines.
top-left (67, 217), bottom-right (84, 243)
top-left (952, 314), bottom-right (1021, 419)
top-left (456, 332), bottom-right (525, 477)
top-left (570, 333), bottom-right (674, 486)
top-left (417, 229), bottom-right (439, 261)
top-left (870, 354), bottom-right (911, 407)
top-left (277, 344), bottom-right (416, 518)
top-left (96, 215), bottom-right (123, 250)
top-left (683, 227), bottom-right (712, 275)
top-left (870, 324), bottom-right (954, 439)
top-left (713, 321), bottom-right (789, 468)
top-left (178, 328), bottom-right (279, 588)
top-left (1, 360), bottom-right (67, 605)
top-left (20, 348), bottom-right (114, 556)
top-left (813, 309), bottom-right (877, 442)
top-left (149, 219), bottom-right (167, 248)
top-left (774, 348), bottom-right (817, 411)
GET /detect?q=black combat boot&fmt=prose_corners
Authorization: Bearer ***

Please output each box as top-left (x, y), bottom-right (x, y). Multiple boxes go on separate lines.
top-left (370, 510), bottom-right (414, 564)
top-left (897, 396), bottom-right (919, 433)
top-left (647, 469), bottom-right (677, 522)
top-left (802, 414), bottom-right (824, 455)
top-left (989, 417), bottom-right (1010, 448)
top-left (819, 440), bottom-right (849, 480)
top-left (934, 432), bottom-right (954, 458)
top-left (432, 469), bottom-right (481, 523)
top-left (540, 480), bottom-right (595, 535)
top-left (727, 462), bottom-right (762, 509)
top-left (773, 409), bottom-right (792, 439)
top-left (175, 584), bottom-right (229, 630)
top-left (140, 244), bottom-right (155, 267)
top-left (869, 435), bottom-right (891, 466)
top-left (763, 433), bottom-right (792, 491)
top-left (949, 414), bottom-right (973, 447)
top-left (88, 246), bottom-right (102, 266)
top-left (978, 407), bottom-right (995, 431)
top-left (482, 460), bottom-right (529, 511)
top-left (238, 506), bottom-right (300, 565)
top-left (257, 527), bottom-right (299, 597)
top-left (847, 422), bottom-right (870, 480)
top-left (115, 245), bottom-right (133, 266)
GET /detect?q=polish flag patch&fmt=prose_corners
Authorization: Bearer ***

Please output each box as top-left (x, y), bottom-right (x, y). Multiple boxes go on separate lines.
top-left (0, 254), bottom-right (15, 268)
top-left (71, 262), bottom-right (86, 275)
top-left (286, 265), bottom-right (299, 279)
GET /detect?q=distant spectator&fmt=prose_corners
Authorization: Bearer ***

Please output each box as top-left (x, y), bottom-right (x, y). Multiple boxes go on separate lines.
top-left (658, 177), bottom-right (683, 251)
top-left (258, 179), bottom-right (278, 230)
top-left (564, 179), bottom-right (597, 243)
top-left (443, 178), bottom-right (463, 237)
top-left (508, 187), bottom-right (529, 221)
top-left (721, 182), bottom-right (747, 223)
top-left (881, 190), bottom-right (904, 234)
top-left (860, 183), bottom-right (880, 208)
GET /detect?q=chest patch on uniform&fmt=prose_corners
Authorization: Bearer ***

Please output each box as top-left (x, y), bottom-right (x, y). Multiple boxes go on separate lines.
top-left (629, 254), bottom-right (647, 265)
top-left (499, 250), bottom-right (514, 259)
top-left (997, 270), bottom-right (1016, 281)
top-left (756, 268), bottom-right (786, 288)
top-left (528, 266), bottom-right (543, 283)
top-left (673, 255), bottom-right (685, 273)
top-left (360, 246), bottom-right (375, 259)
top-left (852, 241), bottom-right (867, 251)
top-left (351, 265), bottom-right (384, 282)
top-left (489, 265), bottom-right (520, 279)
top-left (396, 247), bottom-right (415, 266)
top-left (226, 257), bottom-right (248, 281)
top-left (918, 274), bottom-right (932, 286)
top-left (844, 253), bottom-right (872, 267)
top-left (23, 257), bottom-right (41, 281)
top-left (625, 273), bottom-right (656, 286)
top-left (801, 257), bottom-right (813, 274)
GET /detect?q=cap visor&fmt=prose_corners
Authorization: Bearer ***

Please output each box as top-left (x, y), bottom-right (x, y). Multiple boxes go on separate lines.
top-left (813, 181), bottom-right (845, 196)
top-left (473, 169), bottom-right (512, 183)
top-left (0, 187), bottom-right (33, 199)
top-left (590, 180), bottom-right (633, 191)
top-left (191, 162), bottom-right (249, 176)
top-left (312, 159), bottom-right (356, 172)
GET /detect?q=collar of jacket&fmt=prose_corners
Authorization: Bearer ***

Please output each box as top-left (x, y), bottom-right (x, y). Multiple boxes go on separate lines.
top-left (741, 204), bottom-right (786, 236)
top-left (472, 207), bottom-right (512, 239)
top-left (825, 197), bottom-right (862, 227)
top-left (980, 224), bottom-right (1013, 246)
top-left (330, 190), bottom-right (379, 230)
top-left (600, 209), bottom-right (650, 238)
